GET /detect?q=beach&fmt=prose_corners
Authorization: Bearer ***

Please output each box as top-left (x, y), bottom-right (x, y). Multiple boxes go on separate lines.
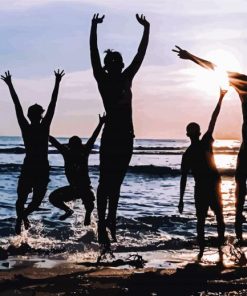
top-left (1, 136), bottom-right (247, 295)
top-left (2, 251), bottom-right (247, 295)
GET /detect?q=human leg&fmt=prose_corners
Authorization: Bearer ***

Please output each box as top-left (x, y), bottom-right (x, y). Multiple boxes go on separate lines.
top-left (106, 188), bottom-right (120, 242)
top-left (196, 213), bottom-right (207, 260)
top-left (106, 138), bottom-right (133, 241)
top-left (15, 176), bottom-right (32, 234)
top-left (82, 187), bottom-right (95, 226)
top-left (97, 182), bottom-right (109, 244)
top-left (49, 186), bottom-right (75, 220)
top-left (24, 185), bottom-right (47, 218)
top-left (195, 190), bottom-right (208, 260)
top-left (235, 173), bottom-right (246, 240)
top-left (97, 136), bottom-right (112, 244)
top-left (209, 179), bottom-right (225, 247)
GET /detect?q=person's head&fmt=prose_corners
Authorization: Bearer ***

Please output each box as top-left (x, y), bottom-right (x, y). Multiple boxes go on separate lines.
top-left (186, 122), bottom-right (201, 139)
top-left (103, 49), bottom-right (124, 74)
top-left (68, 136), bottom-right (83, 151)
top-left (27, 104), bottom-right (45, 123)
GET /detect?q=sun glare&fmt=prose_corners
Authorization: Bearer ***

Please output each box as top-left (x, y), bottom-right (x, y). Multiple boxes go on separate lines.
top-left (189, 49), bottom-right (242, 96)
top-left (214, 66), bottom-right (229, 91)
top-left (206, 49), bottom-right (242, 72)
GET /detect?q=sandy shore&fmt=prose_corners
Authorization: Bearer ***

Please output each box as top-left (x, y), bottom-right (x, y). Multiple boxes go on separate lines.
top-left (1, 250), bottom-right (247, 296)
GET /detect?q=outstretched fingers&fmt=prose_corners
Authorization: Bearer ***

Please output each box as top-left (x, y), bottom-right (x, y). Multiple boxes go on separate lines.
top-left (2, 71), bottom-right (11, 78)
top-left (54, 69), bottom-right (65, 80)
top-left (172, 45), bottom-right (183, 53)
top-left (136, 13), bottom-right (149, 26)
top-left (92, 13), bottom-right (105, 23)
top-left (175, 45), bottom-right (182, 50)
top-left (1, 71), bottom-right (12, 84)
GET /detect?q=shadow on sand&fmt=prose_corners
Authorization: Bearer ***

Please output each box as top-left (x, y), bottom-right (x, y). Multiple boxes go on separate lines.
top-left (2, 262), bottom-right (247, 295)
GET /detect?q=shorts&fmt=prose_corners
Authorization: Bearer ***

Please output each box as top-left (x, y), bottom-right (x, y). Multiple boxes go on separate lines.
top-left (17, 163), bottom-right (50, 196)
top-left (194, 177), bottom-right (222, 218)
top-left (53, 185), bottom-right (95, 207)
top-left (99, 134), bottom-right (133, 191)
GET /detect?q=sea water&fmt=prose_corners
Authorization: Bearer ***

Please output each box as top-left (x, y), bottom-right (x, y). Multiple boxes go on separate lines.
top-left (0, 136), bottom-right (242, 264)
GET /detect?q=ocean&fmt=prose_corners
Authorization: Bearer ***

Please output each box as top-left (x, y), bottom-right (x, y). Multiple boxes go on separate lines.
top-left (0, 136), bottom-right (243, 266)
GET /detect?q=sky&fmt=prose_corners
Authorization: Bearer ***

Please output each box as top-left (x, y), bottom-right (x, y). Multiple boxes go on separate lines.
top-left (0, 0), bottom-right (246, 139)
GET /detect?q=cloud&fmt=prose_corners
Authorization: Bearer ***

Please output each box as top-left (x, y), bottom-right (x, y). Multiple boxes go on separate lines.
top-left (0, 63), bottom-right (243, 139)
top-left (0, 0), bottom-right (245, 139)
top-left (2, 0), bottom-right (247, 16)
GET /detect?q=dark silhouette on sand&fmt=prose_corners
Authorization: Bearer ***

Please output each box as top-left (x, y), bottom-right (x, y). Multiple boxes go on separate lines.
top-left (90, 13), bottom-right (150, 245)
top-left (1, 70), bottom-right (64, 234)
top-left (49, 114), bottom-right (106, 225)
top-left (172, 46), bottom-right (247, 241)
top-left (179, 89), bottom-right (227, 260)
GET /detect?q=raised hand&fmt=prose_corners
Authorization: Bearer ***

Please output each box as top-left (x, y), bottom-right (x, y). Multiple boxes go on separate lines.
top-left (54, 69), bottom-right (65, 82)
top-left (172, 45), bottom-right (191, 60)
top-left (136, 14), bottom-right (149, 27)
top-left (99, 112), bottom-right (106, 124)
top-left (1, 71), bottom-right (12, 85)
top-left (92, 13), bottom-right (105, 25)
top-left (220, 88), bottom-right (228, 98)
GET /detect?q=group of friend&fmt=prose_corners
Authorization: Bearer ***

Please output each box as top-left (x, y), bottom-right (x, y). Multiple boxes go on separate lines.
top-left (2, 14), bottom-right (149, 250)
top-left (3, 14), bottom-right (247, 258)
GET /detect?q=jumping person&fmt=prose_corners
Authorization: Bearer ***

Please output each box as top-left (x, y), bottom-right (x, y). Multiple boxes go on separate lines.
top-left (172, 46), bottom-right (247, 241)
top-left (90, 13), bottom-right (150, 245)
top-left (49, 114), bottom-right (106, 226)
top-left (178, 89), bottom-right (227, 260)
top-left (1, 70), bottom-right (64, 234)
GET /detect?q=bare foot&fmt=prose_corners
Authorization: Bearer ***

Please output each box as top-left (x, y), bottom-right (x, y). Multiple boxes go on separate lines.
top-left (59, 209), bottom-right (74, 221)
top-left (197, 249), bottom-right (204, 261)
top-left (23, 217), bottom-right (30, 230)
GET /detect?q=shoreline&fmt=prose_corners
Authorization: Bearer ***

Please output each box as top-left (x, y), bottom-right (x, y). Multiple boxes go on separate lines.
top-left (1, 255), bottom-right (247, 295)
top-left (1, 247), bottom-right (247, 295)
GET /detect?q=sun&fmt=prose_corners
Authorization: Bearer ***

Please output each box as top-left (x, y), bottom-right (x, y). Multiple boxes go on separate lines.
top-left (206, 49), bottom-right (242, 72)
top-left (189, 49), bottom-right (243, 96)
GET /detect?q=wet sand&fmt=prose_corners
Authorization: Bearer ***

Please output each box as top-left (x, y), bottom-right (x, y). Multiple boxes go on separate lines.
top-left (1, 248), bottom-right (247, 296)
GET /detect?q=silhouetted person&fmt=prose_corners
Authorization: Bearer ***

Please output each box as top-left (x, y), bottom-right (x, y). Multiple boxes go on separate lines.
top-left (235, 105), bottom-right (247, 241)
top-left (172, 46), bottom-right (247, 241)
top-left (1, 70), bottom-right (65, 234)
top-left (49, 114), bottom-right (106, 225)
top-left (178, 89), bottom-right (227, 260)
top-left (90, 13), bottom-right (150, 245)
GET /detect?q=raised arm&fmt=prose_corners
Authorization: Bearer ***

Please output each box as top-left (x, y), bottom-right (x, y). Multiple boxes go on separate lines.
top-left (86, 114), bottom-right (106, 152)
top-left (124, 14), bottom-right (150, 79)
top-left (207, 89), bottom-right (227, 135)
top-left (42, 69), bottom-right (65, 127)
top-left (228, 72), bottom-right (247, 97)
top-left (172, 46), bottom-right (216, 70)
top-left (1, 71), bottom-right (28, 129)
top-left (172, 46), bottom-right (247, 95)
top-left (49, 135), bottom-right (67, 154)
top-left (90, 14), bottom-right (105, 80)
top-left (179, 154), bottom-right (189, 214)
top-left (179, 172), bottom-right (187, 214)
